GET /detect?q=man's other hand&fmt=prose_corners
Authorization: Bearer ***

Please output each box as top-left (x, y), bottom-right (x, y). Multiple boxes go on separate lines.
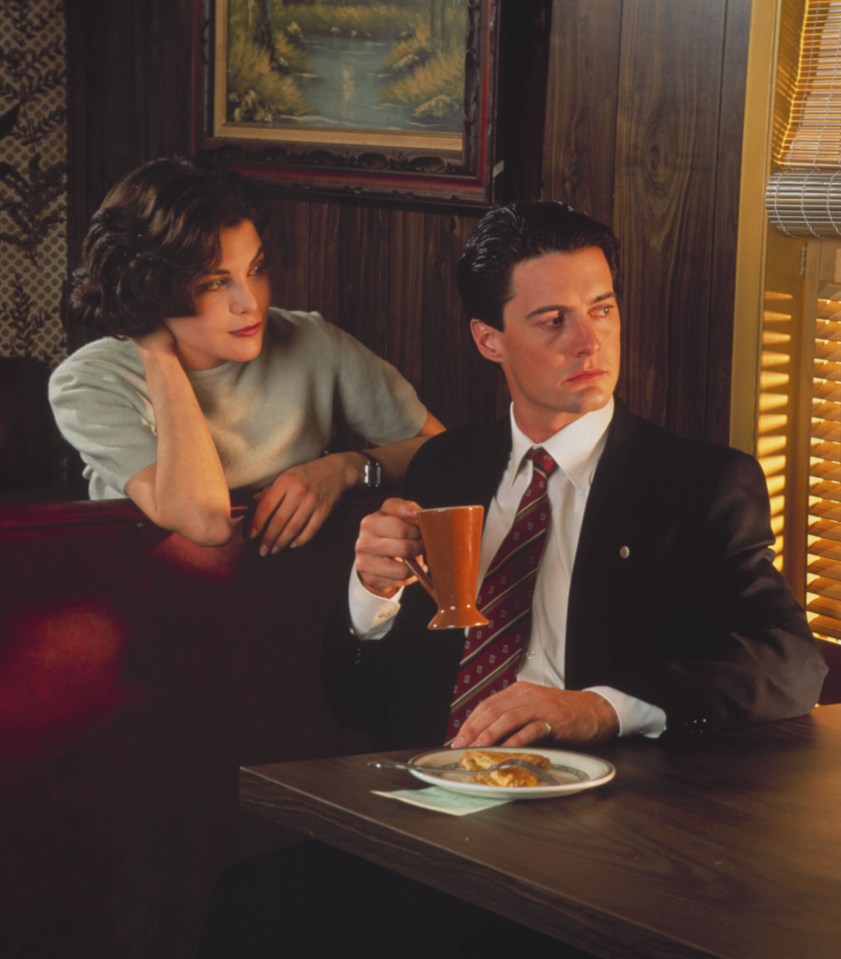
top-left (450, 682), bottom-right (620, 748)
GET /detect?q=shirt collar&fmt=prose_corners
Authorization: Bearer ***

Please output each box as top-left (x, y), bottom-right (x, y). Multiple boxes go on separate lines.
top-left (507, 397), bottom-right (614, 490)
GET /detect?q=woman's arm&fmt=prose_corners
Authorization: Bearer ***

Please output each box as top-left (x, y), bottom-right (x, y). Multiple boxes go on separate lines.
top-left (250, 412), bottom-right (445, 555)
top-left (360, 411), bottom-right (445, 484)
top-left (125, 327), bottom-right (233, 546)
top-left (311, 411), bottom-right (445, 539)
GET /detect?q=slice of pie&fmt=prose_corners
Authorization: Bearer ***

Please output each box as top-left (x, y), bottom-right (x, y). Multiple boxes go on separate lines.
top-left (459, 749), bottom-right (551, 787)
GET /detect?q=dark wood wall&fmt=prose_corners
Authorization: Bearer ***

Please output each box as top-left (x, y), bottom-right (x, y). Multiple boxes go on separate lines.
top-left (65, 0), bottom-right (752, 446)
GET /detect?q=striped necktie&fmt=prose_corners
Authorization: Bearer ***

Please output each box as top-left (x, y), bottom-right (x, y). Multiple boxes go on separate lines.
top-left (445, 447), bottom-right (557, 743)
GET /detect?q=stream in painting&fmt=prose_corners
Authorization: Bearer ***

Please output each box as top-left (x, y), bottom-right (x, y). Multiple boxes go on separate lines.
top-left (294, 35), bottom-right (416, 130)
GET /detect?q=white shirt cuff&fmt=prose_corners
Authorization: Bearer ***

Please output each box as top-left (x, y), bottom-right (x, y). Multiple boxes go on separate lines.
top-left (348, 565), bottom-right (403, 639)
top-left (586, 686), bottom-right (667, 739)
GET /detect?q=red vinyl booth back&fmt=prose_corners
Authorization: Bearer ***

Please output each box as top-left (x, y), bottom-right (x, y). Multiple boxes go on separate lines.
top-left (0, 496), bottom-right (372, 959)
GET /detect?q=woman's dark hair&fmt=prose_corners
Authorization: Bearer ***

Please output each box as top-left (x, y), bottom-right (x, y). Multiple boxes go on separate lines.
top-left (455, 201), bottom-right (621, 330)
top-left (70, 155), bottom-right (269, 337)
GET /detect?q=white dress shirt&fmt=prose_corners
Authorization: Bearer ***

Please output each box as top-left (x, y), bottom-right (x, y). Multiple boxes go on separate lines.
top-left (349, 399), bottom-right (666, 738)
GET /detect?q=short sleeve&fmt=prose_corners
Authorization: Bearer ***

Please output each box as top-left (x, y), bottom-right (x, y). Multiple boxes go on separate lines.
top-left (323, 320), bottom-right (428, 443)
top-left (49, 342), bottom-right (159, 497)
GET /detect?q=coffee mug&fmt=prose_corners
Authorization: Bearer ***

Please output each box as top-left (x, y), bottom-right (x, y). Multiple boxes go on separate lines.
top-left (405, 505), bottom-right (489, 630)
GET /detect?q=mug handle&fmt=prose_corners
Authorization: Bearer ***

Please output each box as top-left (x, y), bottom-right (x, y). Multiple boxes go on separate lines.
top-left (404, 556), bottom-right (436, 602)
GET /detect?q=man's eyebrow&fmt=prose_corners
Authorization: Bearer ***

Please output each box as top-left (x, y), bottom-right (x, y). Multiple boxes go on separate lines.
top-left (525, 290), bottom-right (616, 319)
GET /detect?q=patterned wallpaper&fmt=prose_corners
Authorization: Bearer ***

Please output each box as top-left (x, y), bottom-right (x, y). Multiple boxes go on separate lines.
top-left (0, 0), bottom-right (68, 367)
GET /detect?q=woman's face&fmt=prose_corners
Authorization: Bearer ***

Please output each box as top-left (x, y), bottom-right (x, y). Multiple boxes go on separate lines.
top-left (166, 219), bottom-right (271, 370)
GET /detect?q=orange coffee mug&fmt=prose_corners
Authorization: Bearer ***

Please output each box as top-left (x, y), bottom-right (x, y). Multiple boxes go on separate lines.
top-left (405, 505), bottom-right (489, 630)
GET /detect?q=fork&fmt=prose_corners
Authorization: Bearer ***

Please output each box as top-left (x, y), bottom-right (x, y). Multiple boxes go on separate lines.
top-left (367, 758), bottom-right (560, 785)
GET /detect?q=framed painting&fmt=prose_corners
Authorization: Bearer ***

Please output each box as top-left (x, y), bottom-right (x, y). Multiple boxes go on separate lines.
top-left (192, 0), bottom-right (501, 205)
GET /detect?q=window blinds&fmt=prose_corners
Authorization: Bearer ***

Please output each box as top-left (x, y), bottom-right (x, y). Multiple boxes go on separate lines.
top-left (758, 244), bottom-right (841, 644)
top-left (758, 1), bottom-right (841, 644)
top-left (766, 0), bottom-right (841, 236)
top-left (766, 171), bottom-right (841, 235)
top-left (809, 277), bottom-right (841, 640)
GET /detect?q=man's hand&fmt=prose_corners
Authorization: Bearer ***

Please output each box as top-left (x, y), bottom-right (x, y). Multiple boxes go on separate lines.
top-left (355, 497), bottom-right (424, 597)
top-left (450, 682), bottom-right (620, 748)
top-left (250, 454), bottom-right (356, 554)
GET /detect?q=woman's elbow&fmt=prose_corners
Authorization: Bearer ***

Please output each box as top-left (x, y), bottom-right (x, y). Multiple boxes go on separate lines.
top-left (171, 507), bottom-right (235, 547)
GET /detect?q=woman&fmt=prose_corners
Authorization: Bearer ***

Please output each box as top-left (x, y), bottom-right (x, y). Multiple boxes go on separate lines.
top-left (49, 156), bottom-right (443, 551)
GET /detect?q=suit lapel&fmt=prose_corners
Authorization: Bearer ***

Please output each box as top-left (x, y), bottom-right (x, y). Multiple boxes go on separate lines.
top-left (565, 400), bottom-right (649, 685)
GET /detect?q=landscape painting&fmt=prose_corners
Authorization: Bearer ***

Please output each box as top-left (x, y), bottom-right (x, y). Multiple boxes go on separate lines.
top-left (197, 0), bottom-right (498, 203)
top-left (218, 0), bottom-right (467, 147)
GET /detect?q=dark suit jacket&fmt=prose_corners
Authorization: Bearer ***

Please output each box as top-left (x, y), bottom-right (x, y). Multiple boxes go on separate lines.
top-left (322, 399), bottom-right (827, 749)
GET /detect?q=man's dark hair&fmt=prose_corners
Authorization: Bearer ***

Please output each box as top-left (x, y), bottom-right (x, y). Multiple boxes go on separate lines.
top-left (70, 155), bottom-right (269, 338)
top-left (455, 201), bottom-right (621, 330)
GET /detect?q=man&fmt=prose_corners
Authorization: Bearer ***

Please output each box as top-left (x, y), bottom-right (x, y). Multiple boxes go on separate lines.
top-left (323, 201), bottom-right (826, 750)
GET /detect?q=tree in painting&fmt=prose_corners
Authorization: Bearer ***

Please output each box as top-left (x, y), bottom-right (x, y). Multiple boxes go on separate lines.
top-left (425, 0), bottom-right (463, 49)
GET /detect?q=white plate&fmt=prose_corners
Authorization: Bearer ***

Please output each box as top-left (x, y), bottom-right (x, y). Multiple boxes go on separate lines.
top-left (407, 747), bottom-right (616, 800)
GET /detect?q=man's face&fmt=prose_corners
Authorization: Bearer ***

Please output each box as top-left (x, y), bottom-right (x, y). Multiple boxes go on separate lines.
top-left (470, 247), bottom-right (620, 441)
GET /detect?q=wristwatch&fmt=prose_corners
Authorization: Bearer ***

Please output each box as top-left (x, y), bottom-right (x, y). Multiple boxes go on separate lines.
top-left (359, 451), bottom-right (382, 490)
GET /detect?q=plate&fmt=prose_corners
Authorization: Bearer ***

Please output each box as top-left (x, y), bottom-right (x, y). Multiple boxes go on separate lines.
top-left (406, 747), bottom-right (616, 800)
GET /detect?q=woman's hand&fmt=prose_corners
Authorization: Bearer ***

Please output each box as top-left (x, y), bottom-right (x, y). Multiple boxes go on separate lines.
top-left (131, 323), bottom-right (179, 356)
top-left (249, 452), bottom-right (365, 555)
top-left (249, 413), bottom-right (445, 555)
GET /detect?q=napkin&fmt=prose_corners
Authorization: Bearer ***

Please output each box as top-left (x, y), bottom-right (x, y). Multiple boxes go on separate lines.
top-left (372, 786), bottom-right (510, 815)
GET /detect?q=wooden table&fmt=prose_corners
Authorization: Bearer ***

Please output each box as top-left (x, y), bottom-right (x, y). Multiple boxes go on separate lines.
top-left (240, 707), bottom-right (841, 959)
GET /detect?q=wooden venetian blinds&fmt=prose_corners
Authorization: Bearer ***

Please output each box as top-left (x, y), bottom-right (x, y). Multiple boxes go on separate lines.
top-left (758, 240), bottom-right (841, 644)
top-left (809, 262), bottom-right (841, 641)
top-left (759, 0), bottom-right (841, 643)
top-left (767, 0), bottom-right (841, 235)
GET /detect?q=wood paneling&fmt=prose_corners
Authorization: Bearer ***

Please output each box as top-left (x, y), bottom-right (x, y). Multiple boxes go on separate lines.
top-left (615, 0), bottom-right (727, 432)
top-left (495, 0), bottom-right (554, 202)
top-left (305, 197), bottom-right (342, 319)
top-left (710, 0), bottom-right (754, 442)
top-left (265, 195), bottom-right (311, 314)
top-left (541, 0), bottom-right (622, 224)
top-left (337, 202), bottom-right (392, 351)
top-left (388, 206), bottom-right (427, 386)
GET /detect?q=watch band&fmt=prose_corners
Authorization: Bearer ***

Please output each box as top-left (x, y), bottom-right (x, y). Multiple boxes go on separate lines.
top-left (359, 451), bottom-right (382, 489)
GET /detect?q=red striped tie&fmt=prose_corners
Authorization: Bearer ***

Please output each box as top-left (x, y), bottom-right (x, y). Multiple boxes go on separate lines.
top-left (445, 447), bottom-right (557, 743)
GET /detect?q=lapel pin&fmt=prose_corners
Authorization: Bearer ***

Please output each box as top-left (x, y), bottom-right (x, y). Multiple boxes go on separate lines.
top-left (619, 545), bottom-right (631, 559)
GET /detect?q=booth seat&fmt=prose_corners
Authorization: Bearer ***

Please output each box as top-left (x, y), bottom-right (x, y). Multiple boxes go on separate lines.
top-left (0, 495), bottom-right (373, 959)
